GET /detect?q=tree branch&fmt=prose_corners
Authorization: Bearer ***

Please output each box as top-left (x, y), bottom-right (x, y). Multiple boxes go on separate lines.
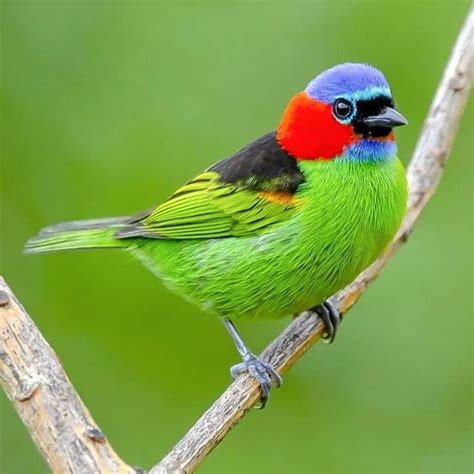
top-left (0, 277), bottom-right (136, 473)
top-left (1, 6), bottom-right (472, 474)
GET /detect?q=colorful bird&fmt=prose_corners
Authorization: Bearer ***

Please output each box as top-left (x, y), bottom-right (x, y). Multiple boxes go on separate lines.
top-left (25, 63), bottom-right (408, 407)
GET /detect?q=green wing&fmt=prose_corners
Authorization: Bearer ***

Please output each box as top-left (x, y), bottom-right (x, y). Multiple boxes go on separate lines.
top-left (115, 170), bottom-right (302, 240)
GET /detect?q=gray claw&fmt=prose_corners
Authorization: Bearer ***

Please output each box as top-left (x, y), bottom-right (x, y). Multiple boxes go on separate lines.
top-left (230, 353), bottom-right (282, 409)
top-left (313, 300), bottom-right (341, 344)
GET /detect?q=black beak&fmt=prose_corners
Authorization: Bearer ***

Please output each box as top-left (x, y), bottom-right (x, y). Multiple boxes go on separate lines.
top-left (362, 107), bottom-right (408, 128)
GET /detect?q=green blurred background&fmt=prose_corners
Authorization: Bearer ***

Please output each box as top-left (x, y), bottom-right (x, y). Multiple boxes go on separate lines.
top-left (1, 1), bottom-right (472, 473)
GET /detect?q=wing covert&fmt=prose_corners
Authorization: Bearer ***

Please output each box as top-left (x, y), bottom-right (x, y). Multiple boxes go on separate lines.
top-left (115, 132), bottom-right (304, 240)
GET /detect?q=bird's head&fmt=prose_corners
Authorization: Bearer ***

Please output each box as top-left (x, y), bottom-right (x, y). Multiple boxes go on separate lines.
top-left (277, 63), bottom-right (407, 161)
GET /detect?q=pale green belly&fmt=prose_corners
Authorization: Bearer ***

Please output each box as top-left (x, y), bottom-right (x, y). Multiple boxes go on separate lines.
top-left (132, 211), bottom-right (397, 319)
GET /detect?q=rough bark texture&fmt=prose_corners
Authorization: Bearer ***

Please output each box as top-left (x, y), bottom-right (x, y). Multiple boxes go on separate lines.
top-left (1, 6), bottom-right (472, 474)
top-left (0, 279), bottom-right (135, 474)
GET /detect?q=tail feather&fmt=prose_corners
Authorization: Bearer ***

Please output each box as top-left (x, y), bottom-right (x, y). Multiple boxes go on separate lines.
top-left (38, 216), bottom-right (131, 235)
top-left (24, 216), bottom-right (130, 254)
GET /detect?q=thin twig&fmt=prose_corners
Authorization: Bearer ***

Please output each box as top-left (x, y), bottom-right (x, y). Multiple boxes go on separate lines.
top-left (0, 7), bottom-right (472, 474)
top-left (151, 8), bottom-right (474, 473)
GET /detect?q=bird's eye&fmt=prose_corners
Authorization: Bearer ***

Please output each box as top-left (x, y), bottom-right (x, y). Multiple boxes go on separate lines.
top-left (333, 99), bottom-right (353, 120)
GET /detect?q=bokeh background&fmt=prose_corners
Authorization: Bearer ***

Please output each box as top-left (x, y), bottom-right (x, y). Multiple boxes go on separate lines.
top-left (1, 1), bottom-right (472, 473)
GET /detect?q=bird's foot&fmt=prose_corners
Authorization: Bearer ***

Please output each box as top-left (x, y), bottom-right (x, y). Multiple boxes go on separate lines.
top-left (230, 353), bottom-right (282, 409)
top-left (312, 300), bottom-right (341, 344)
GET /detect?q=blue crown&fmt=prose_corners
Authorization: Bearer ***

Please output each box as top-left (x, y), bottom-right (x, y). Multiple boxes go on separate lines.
top-left (306, 63), bottom-right (391, 104)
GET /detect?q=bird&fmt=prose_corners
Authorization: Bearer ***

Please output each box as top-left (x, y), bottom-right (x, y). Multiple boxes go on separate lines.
top-left (25, 63), bottom-right (408, 407)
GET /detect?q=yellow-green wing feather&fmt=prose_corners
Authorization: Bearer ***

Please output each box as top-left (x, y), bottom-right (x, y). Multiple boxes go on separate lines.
top-left (117, 171), bottom-right (300, 240)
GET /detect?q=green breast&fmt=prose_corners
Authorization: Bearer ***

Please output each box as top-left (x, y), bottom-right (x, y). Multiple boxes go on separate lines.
top-left (294, 156), bottom-right (407, 296)
top-left (133, 156), bottom-right (407, 319)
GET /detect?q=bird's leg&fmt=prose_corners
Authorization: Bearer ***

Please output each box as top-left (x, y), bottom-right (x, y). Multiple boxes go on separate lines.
top-left (311, 300), bottom-right (341, 344)
top-left (222, 317), bottom-right (282, 409)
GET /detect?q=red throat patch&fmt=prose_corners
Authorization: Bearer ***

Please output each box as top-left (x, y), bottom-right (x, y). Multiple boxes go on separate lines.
top-left (276, 92), bottom-right (355, 160)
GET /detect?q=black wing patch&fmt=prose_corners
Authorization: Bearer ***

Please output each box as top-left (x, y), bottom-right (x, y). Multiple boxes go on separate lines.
top-left (209, 131), bottom-right (304, 193)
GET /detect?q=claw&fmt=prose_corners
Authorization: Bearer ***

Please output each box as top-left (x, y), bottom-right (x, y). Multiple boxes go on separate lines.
top-left (230, 353), bottom-right (282, 409)
top-left (312, 300), bottom-right (341, 344)
top-left (222, 317), bottom-right (282, 408)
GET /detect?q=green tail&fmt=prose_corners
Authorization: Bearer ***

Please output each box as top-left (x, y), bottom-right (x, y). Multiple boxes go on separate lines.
top-left (24, 216), bottom-right (129, 254)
